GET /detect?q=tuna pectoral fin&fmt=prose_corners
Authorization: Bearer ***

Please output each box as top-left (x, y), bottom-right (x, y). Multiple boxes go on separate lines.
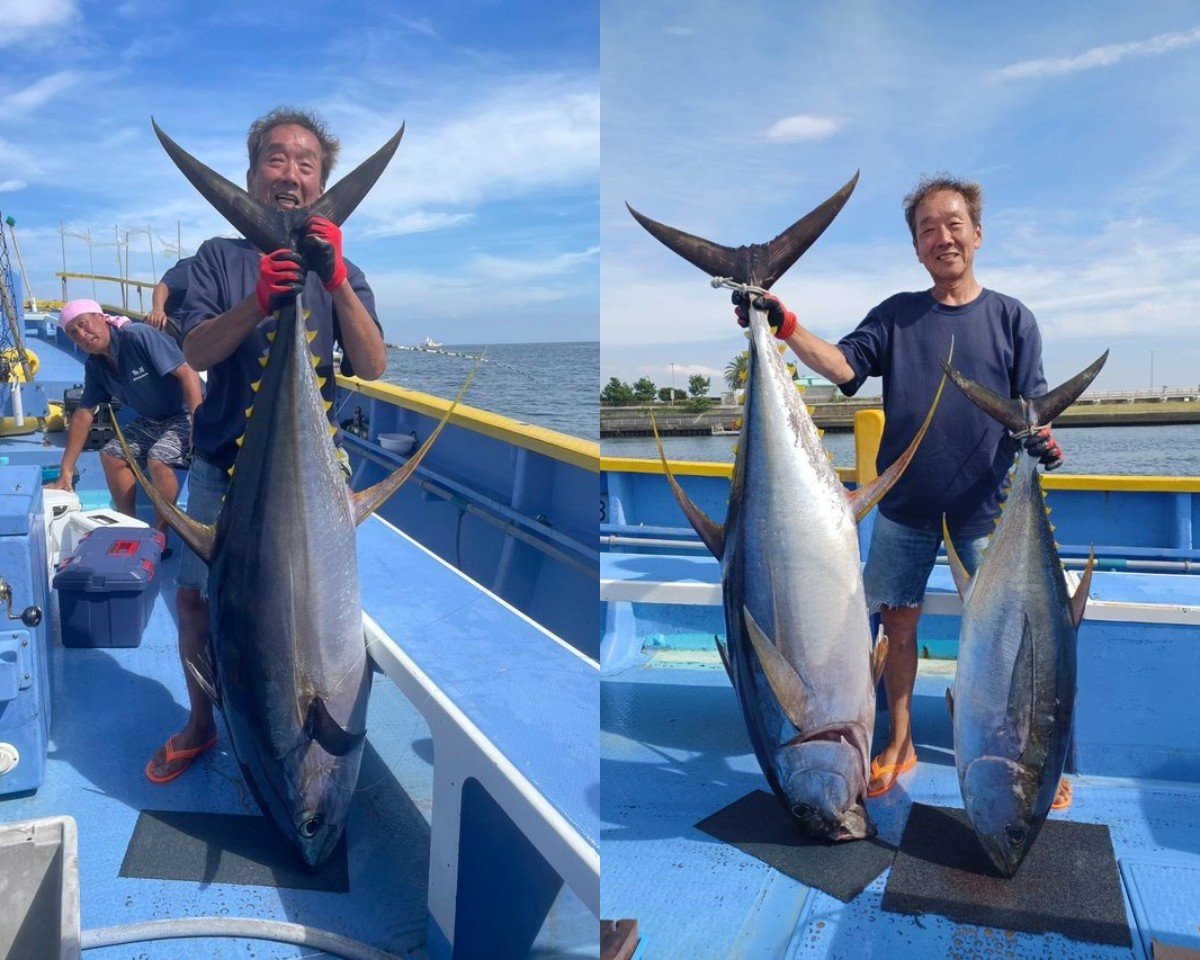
top-left (871, 626), bottom-right (889, 685)
top-left (945, 688), bottom-right (955, 720)
top-left (1006, 615), bottom-right (1036, 756)
top-left (185, 649), bottom-right (220, 707)
top-left (651, 416), bottom-right (724, 558)
top-left (111, 410), bottom-right (216, 562)
top-left (303, 698), bottom-right (367, 758)
top-left (1031, 352), bottom-right (1109, 426)
top-left (1070, 548), bottom-right (1096, 628)
top-left (715, 636), bottom-right (735, 685)
top-left (351, 361), bottom-right (478, 526)
top-left (846, 348), bottom-right (950, 522)
top-left (743, 606), bottom-right (808, 729)
top-left (941, 516), bottom-right (972, 599)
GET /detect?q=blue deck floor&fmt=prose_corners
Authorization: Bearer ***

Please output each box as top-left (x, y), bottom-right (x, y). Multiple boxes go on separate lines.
top-left (601, 654), bottom-right (1200, 960)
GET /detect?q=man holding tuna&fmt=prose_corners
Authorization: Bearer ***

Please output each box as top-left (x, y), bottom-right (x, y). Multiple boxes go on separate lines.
top-left (733, 175), bottom-right (1071, 807)
top-left (145, 107), bottom-right (387, 784)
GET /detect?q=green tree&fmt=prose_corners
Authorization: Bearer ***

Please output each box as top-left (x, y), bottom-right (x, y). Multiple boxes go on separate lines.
top-left (601, 377), bottom-right (636, 405)
top-left (688, 373), bottom-right (711, 398)
top-left (633, 377), bottom-right (657, 403)
top-left (724, 351), bottom-right (748, 390)
top-left (657, 387), bottom-right (675, 403)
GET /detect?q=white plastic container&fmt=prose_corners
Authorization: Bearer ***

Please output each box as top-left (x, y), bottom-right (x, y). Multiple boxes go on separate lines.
top-left (58, 509), bottom-right (148, 559)
top-left (43, 491), bottom-right (82, 567)
top-left (0, 816), bottom-right (81, 959)
top-left (378, 431), bottom-right (417, 455)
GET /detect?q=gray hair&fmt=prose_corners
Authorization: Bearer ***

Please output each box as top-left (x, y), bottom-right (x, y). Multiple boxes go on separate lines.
top-left (903, 175), bottom-right (983, 242)
top-left (246, 106), bottom-right (340, 187)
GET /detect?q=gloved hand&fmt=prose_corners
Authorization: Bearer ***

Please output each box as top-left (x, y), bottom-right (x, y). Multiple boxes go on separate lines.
top-left (732, 291), bottom-right (797, 340)
top-left (297, 216), bottom-right (348, 292)
top-left (255, 249), bottom-right (305, 315)
top-left (1023, 425), bottom-right (1064, 471)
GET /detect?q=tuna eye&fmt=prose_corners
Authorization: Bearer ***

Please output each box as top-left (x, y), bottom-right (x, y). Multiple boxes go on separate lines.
top-left (1005, 825), bottom-right (1025, 847)
top-left (300, 816), bottom-right (322, 839)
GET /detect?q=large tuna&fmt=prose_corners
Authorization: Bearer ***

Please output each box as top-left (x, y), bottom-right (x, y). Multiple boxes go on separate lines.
top-left (119, 121), bottom-right (458, 866)
top-left (628, 177), bottom-right (945, 840)
top-left (941, 353), bottom-right (1106, 876)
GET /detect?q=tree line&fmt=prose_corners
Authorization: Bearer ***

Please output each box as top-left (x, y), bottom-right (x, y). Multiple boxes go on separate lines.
top-left (601, 372), bottom-right (713, 407)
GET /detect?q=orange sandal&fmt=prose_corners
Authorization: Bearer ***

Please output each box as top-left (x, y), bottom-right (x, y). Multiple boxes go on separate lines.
top-left (867, 754), bottom-right (918, 798)
top-left (145, 733), bottom-right (217, 785)
top-left (1050, 778), bottom-right (1073, 811)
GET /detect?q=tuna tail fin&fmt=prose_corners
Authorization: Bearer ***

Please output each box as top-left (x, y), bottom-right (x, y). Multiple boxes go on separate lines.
top-left (111, 406), bottom-right (216, 563)
top-left (743, 606), bottom-right (809, 730)
top-left (847, 340), bottom-right (952, 521)
top-left (626, 171), bottom-right (858, 289)
top-left (942, 350), bottom-right (1109, 432)
top-left (1030, 351), bottom-right (1109, 426)
top-left (1070, 548), bottom-right (1095, 628)
top-left (651, 415), bottom-right (725, 558)
top-left (308, 124), bottom-right (406, 226)
top-left (303, 697), bottom-right (367, 757)
top-left (152, 119), bottom-right (405, 251)
top-left (941, 515), bottom-right (973, 600)
top-left (350, 357), bottom-right (478, 526)
top-left (152, 118), bottom-right (291, 255)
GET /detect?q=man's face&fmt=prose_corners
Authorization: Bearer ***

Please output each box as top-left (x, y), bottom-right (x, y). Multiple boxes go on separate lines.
top-left (63, 313), bottom-right (111, 355)
top-left (247, 123), bottom-right (325, 210)
top-left (913, 190), bottom-right (981, 285)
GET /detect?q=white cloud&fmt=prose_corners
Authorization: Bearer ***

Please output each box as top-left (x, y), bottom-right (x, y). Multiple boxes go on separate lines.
top-left (469, 246), bottom-right (598, 282)
top-left (764, 114), bottom-right (844, 143)
top-left (990, 26), bottom-right (1200, 82)
top-left (0, 179), bottom-right (27, 192)
top-left (355, 211), bottom-right (474, 239)
top-left (0, 71), bottom-right (83, 116)
top-left (0, 0), bottom-right (76, 39)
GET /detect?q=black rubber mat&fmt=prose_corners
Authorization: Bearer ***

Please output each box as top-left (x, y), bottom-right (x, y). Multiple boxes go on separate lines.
top-left (881, 803), bottom-right (1130, 946)
top-left (695, 790), bottom-right (895, 903)
top-left (119, 810), bottom-right (349, 892)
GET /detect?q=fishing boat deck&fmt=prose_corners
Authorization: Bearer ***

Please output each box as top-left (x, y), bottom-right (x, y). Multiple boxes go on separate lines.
top-left (601, 654), bottom-right (1200, 959)
top-left (0, 335), bottom-right (598, 958)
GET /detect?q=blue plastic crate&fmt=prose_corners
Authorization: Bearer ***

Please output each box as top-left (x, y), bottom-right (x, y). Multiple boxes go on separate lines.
top-left (52, 527), bottom-right (164, 648)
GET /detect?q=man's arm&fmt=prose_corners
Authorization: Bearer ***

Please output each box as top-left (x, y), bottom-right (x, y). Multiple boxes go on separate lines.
top-left (47, 407), bottom-right (95, 493)
top-left (173, 364), bottom-right (204, 414)
top-left (780, 326), bottom-right (856, 385)
top-left (146, 281), bottom-right (170, 330)
top-left (331, 282), bottom-right (387, 380)
top-left (182, 296), bottom-right (263, 373)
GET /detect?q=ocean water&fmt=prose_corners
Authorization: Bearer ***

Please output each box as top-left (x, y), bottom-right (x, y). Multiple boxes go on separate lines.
top-left (381, 341), bottom-right (599, 441)
top-left (601, 422), bottom-right (1200, 477)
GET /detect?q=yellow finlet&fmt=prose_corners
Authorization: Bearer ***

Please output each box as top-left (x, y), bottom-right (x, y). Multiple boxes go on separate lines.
top-left (316, 376), bottom-right (327, 389)
top-left (328, 425), bottom-right (337, 437)
top-left (265, 331), bottom-right (276, 343)
top-left (259, 356), bottom-right (269, 367)
top-left (302, 309), bottom-right (312, 321)
top-left (306, 330), bottom-right (318, 343)
top-left (227, 466), bottom-right (236, 477)
top-left (323, 401), bottom-right (332, 411)
top-left (250, 381), bottom-right (261, 393)
top-left (244, 407), bottom-right (254, 418)
top-left (235, 435), bottom-right (244, 447)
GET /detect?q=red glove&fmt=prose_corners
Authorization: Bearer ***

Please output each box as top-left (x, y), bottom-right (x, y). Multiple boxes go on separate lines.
top-left (732, 291), bottom-right (797, 340)
top-left (255, 250), bottom-right (305, 315)
top-left (297, 216), bottom-right (347, 292)
top-left (1023, 426), bottom-right (1064, 471)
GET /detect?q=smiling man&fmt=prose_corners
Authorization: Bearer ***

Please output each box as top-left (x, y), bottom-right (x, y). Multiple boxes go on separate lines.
top-left (732, 175), bottom-right (1070, 806)
top-left (47, 299), bottom-right (202, 541)
top-left (146, 107), bottom-right (388, 785)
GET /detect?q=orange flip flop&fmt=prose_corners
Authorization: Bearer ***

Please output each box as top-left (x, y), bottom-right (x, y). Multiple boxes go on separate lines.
top-left (1050, 778), bottom-right (1073, 810)
top-left (867, 754), bottom-right (918, 798)
top-left (145, 733), bottom-right (217, 785)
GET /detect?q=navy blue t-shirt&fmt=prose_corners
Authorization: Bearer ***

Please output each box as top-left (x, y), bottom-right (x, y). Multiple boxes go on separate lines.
top-left (80, 324), bottom-right (188, 421)
top-left (178, 237), bottom-right (380, 470)
top-left (837, 289), bottom-right (1047, 537)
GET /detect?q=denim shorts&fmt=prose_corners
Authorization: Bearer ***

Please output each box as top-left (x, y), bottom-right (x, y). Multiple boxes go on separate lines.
top-left (176, 456), bottom-right (228, 594)
top-left (863, 513), bottom-right (991, 612)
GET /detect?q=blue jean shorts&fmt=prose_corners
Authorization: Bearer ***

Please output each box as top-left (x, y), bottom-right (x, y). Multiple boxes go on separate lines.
top-left (863, 513), bottom-right (991, 612)
top-left (176, 456), bottom-right (228, 594)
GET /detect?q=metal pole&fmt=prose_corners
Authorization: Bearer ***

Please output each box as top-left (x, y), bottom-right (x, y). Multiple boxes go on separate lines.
top-left (1151, 350), bottom-right (1155, 389)
top-left (86, 227), bottom-right (96, 299)
top-left (60, 222), bottom-right (67, 301)
top-left (147, 224), bottom-right (156, 279)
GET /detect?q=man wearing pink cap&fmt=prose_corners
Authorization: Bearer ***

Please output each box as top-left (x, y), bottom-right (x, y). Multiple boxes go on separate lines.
top-left (47, 299), bottom-right (203, 545)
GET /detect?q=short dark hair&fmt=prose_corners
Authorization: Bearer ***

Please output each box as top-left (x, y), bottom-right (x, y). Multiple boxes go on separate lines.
top-left (903, 175), bottom-right (983, 242)
top-left (246, 106), bottom-right (341, 187)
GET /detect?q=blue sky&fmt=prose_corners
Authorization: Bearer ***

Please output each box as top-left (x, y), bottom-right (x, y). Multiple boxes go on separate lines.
top-left (0, 0), bottom-right (598, 346)
top-left (602, 2), bottom-right (1200, 392)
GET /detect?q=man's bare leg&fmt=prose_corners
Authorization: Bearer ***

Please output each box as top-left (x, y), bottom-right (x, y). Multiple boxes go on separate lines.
top-left (146, 458), bottom-right (181, 536)
top-left (147, 587), bottom-right (217, 779)
top-left (870, 604), bottom-right (922, 792)
top-left (100, 452), bottom-right (137, 516)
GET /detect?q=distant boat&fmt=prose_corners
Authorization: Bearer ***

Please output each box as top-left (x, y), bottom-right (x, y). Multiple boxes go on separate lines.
top-left (418, 336), bottom-right (442, 351)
